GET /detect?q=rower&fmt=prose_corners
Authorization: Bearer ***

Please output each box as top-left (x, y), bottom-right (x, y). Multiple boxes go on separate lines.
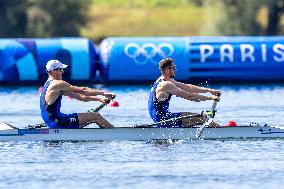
top-left (40, 60), bottom-right (115, 129)
top-left (148, 58), bottom-right (221, 127)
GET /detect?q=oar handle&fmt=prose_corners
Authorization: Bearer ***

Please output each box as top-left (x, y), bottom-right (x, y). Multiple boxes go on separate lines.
top-left (88, 95), bottom-right (116, 113)
top-left (211, 100), bottom-right (218, 112)
top-left (207, 94), bottom-right (220, 118)
top-left (196, 95), bottom-right (220, 138)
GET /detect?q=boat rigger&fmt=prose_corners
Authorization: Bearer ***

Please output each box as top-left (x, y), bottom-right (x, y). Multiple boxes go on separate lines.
top-left (0, 123), bottom-right (284, 141)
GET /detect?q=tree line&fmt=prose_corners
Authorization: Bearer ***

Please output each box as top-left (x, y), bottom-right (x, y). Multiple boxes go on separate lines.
top-left (0, 0), bottom-right (283, 38)
top-left (199, 0), bottom-right (284, 36)
top-left (0, 0), bottom-right (90, 38)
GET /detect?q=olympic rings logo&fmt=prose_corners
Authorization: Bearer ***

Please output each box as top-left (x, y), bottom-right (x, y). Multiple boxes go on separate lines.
top-left (124, 43), bottom-right (174, 65)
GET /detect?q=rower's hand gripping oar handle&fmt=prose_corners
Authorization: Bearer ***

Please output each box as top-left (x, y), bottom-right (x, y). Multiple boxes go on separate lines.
top-left (206, 94), bottom-right (220, 118)
top-left (195, 94), bottom-right (220, 138)
top-left (210, 101), bottom-right (218, 118)
top-left (88, 95), bottom-right (116, 113)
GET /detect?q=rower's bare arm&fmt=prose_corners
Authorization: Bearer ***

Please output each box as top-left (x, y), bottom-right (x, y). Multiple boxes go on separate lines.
top-left (57, 81), bottom-right (83, 94)
top-left (170, 79), bottom-right (221, 96)
top-left (73, 86), bottom-right (115, 99)
top-left (68, 85), bottom-right (104, 96)
top-left (63, 91), bottom-right (107, 103)
top-left (164, 82), bottom-right (217, 102)
top-left (59, 81), bottom-right (115, 98)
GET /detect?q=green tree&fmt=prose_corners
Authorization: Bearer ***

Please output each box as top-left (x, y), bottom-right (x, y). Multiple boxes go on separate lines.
top-left (0, 0), bottom-right (28, 37)
top-left (204, 0), bottom-right (284, 36)
top-left (266, 0), bottom-right (284, 35)
top-left (0, 0), bottom-right (90, 38)
top-left (27, 0), bottom-right (90, 37)
top-left (205, 0), bottom-right (262, 36)
top-left (27, 4), bottom-right (52, 37)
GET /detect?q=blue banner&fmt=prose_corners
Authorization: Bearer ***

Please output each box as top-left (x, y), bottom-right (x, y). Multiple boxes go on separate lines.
top-left (99, 37), bottom-right (189, 81)
top-left (0, 38), bottom-right (97, 84)
top-left (187, 36), bottom-right (284, 81)
top-left (99, 36), bottom-right (284, 82)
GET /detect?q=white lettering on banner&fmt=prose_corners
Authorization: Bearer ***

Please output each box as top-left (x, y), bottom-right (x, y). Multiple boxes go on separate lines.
top-left (220, 44), bottom-right (233, 62)
top-left (240, 44), bottom-right (255, 62)
top-left (200, 45), bottom-right (214, 63)
top-left (273, 43), bottom-right (284, 62)
top-left (261, 44), bottom-right (267, 62)
top-left (199, 43), bottom-right (284, 63)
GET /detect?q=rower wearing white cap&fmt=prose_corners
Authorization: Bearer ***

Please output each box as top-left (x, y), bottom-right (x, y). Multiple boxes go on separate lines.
top-left (40, 60), bottom-right (115, 129)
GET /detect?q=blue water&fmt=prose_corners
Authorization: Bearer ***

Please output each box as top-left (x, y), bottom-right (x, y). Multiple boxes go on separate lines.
top-left (1, 84), bottom-right (284, 189)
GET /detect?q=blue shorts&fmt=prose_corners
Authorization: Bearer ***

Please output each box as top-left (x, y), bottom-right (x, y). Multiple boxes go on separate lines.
top-left (156, 112), bottom-right (182, 128)
top-left (49, 113), bottom-right (80, 129)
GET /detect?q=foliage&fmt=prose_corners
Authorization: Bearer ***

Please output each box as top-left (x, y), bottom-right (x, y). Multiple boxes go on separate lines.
top-left (0, 0), bottom-right (28, 37)
top-left (204, 0), bottom-right (262, 36)
top-left (265, 0), bottom-right (284, 35)
top-left (0, 0), bottom-right (284, 40)
top-left (203, 0), bottom-right (284, 36)
top-left (82, 1), bottom-right (207, 42)
top-left (0, 0), bottom-right (90, 38)
top-left (27, 0), bottom-right (90, 37)
top-left (92, 0), bottom-right (195, 8)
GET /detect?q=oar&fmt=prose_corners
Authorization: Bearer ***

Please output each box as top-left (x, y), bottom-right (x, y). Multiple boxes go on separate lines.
top-left (195, 99), bottom-right (218, 138)
top-left (88, 95), bottom-right (116, 112)
top-left (134, 113), bottom-right (203, 128)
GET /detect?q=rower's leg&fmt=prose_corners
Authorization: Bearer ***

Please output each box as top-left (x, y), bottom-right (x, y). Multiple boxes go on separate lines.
top-left (181, 112), bottom-right (220, 127)
top-left (181, 112), bottom-right (204, 127)
top-left (77, 112), bottom-right (114, 128)
top-left (208, 121), bottom-right (220, 127)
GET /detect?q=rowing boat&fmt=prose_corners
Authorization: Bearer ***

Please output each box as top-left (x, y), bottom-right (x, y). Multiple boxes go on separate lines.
top-left (0, 122), bottom-right (284, 141)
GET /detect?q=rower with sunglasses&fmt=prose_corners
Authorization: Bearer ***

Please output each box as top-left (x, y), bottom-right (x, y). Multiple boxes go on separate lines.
top-left (148, 58), bottom-right (221, 127)
top-left (40, 60), bottom-right (115, 129)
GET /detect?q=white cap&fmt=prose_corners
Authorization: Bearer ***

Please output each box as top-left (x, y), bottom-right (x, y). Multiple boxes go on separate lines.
top-left (46, 60), bottom-right (68, 72)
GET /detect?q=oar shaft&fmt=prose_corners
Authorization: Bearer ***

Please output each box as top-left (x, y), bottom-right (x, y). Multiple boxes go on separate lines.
top-left (196, 99), bottom-right (219, 138)
top-left (207, 100), bottom-right (218, 118)
top-left (211, 93), bottom-right (220, 116)
top-left (211, 100), bottom-right (218, 112)
top-left (134, 113), bottom-right (202, 128)
top-left (88, 96), bottom-right (115, 113)
top-left (92, 99), bottom-right (111, 112)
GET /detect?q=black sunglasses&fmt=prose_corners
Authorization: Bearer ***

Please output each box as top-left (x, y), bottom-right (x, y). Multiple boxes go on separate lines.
top-left (53, 68), bottom-right (64, 72)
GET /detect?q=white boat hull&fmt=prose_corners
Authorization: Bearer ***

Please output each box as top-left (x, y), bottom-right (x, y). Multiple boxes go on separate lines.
top-left (0, 123), bottom-right (284, 141)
